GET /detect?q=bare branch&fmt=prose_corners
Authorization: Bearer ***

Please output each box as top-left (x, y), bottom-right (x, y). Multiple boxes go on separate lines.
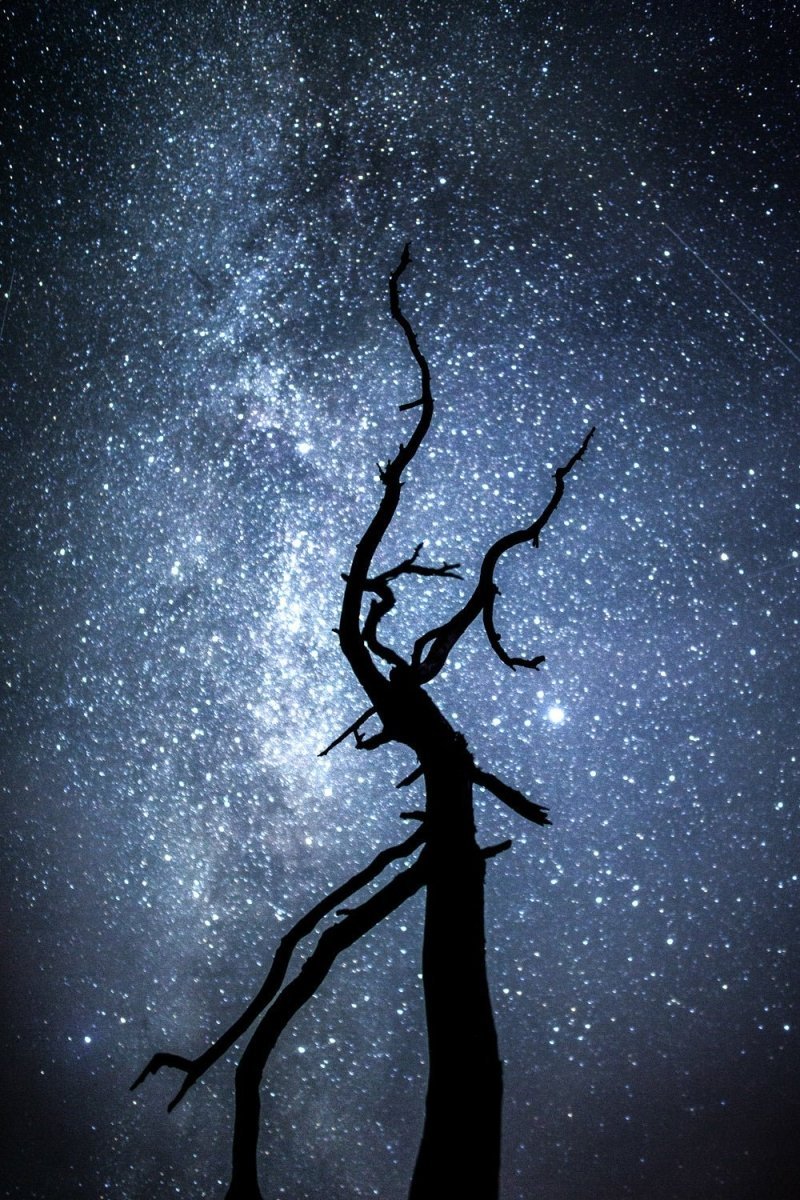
top-left (473, 766), bottom-right (551, 827)
top-left (399, 810), bottom-right (426, 821)
top-left (318, 707), bottom-right (376, 757)
top-left (131, 825), bottom-right (425, 1110)
top-left (412, 426), bottom-right (595, 680)
top-left (389, 244), bottom-right (432, 400)
top-left (228, 855), bottom-right (429, 1195)
top-left (370, 544), bottom-right (462, 587)
top-left (362, 587), bottom-right (408, 669)
top-left (396, 764), bottom-right (424, 789)
top-left (353, 726), bottom-right (392, 751)
top-left (130, 1052), bottom-right (193, 1094)
top-left (483, 583), bottom-right (546, 672)
top-left (338, 245), bottom-right (435, 704)
top-left (481, 838), bottom-right (513, 859)
top-left (360, 545), bottom-right (462, 671)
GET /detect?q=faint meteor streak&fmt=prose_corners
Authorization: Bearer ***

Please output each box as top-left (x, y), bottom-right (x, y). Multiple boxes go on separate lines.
top-left (662, 221), bottom-right (800, 367)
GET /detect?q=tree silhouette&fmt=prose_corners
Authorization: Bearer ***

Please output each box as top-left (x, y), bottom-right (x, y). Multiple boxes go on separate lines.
top-left (132, 245), bottom-right (594, 1199)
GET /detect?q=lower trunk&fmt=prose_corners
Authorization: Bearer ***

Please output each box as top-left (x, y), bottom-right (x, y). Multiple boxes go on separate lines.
top-left (225, 1058), bottom-right (265, 1200)
top-left (409, 751), bottom-right (503, 1199)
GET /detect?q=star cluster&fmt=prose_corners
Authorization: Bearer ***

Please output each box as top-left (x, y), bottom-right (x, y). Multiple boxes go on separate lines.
top-left (2, 2), bottom-right (798, 1197)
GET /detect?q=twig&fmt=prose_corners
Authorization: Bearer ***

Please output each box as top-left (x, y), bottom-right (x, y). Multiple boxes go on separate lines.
top-left (473, 767), bottom-right (551, 827)
top-left (396, 765), bottom-right (424, 789)
top-left (227, 855), bottom-right (429, 1196)
top-left (318, 707), bottom-right (377, 757)
top-left (482, 838), bottom-right (513, 859)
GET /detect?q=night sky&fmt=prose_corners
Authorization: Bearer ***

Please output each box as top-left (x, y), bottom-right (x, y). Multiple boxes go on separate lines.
top-left (2, 2), bottom-right (799, 1197)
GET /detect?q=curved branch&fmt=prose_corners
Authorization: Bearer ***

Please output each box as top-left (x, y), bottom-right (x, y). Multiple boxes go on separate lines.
top-left (131, 825), bottom-right (425, 1110)
top-left (482, 584), bottom-right (546, 672)
top-left (396, 764), bottom-right (424, 789)
top-left (227, 854), bottom-right (429, 1198)
top-left (412, 426), bottom-right (595, 680)
top-left (360, 545), bottom-right (462, 669)
top-left (339, 245), bottom-right (435, 704)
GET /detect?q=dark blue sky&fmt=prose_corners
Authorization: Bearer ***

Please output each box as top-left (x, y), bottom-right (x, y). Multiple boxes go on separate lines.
top-left (2, 2), bottom-right (798, 1196)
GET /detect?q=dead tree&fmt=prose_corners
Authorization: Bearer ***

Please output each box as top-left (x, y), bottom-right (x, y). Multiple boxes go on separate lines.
top-left (132, 245), bottom-right (594, 1199)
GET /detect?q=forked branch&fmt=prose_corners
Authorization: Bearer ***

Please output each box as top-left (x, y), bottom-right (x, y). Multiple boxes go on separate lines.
top-left (131, 825), bottom-right (425, 1110)
top-left (371, 543), bottom-right (462, 587)
top-left (318, 707), bottom-right (377, 757)
top-left (360, 545), bottom-right (463, 669)
top-left (226, 835), bottom-right (513, 1198)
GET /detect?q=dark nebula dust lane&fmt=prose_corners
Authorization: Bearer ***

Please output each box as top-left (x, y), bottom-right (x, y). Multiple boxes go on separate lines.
top-left (2, 3), bottom-right (798, 1197)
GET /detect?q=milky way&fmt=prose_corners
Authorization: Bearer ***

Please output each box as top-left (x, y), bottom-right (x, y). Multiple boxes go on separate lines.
top-left (2, 3), bottom-right (798, 1197)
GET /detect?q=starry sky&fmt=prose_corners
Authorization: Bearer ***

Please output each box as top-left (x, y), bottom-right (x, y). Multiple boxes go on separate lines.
top-left (2, 1), bottom-right (799, 1197)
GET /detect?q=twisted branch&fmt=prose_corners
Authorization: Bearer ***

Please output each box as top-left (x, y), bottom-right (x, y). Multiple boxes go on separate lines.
top-left (412, 426), bottom-right (595, 680)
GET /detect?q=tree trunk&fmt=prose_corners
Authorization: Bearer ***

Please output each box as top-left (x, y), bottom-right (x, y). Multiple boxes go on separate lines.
top-left (409, 744), bottom-right (503, 1199)
top-left (225, 1055), bottom-right (266, 1199)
